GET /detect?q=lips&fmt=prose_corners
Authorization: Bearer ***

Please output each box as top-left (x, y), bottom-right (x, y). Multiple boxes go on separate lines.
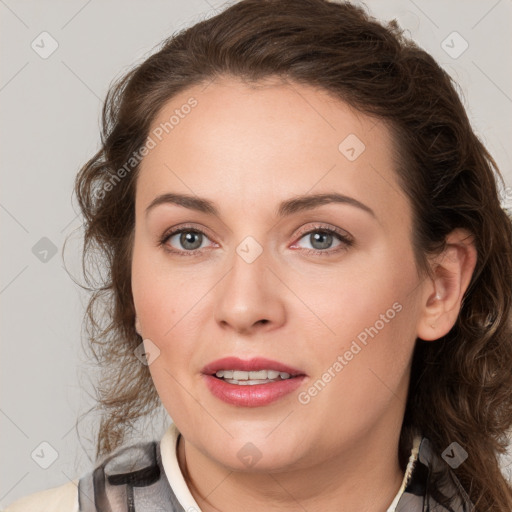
top-left (201, 357), bottom-right (306, 377)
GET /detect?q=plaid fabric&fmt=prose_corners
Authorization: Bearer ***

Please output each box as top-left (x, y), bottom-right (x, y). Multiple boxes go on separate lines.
top-left (394, 437), bottom-right (474, 512)
top-left (78, 435), bottom-right (474, 512)
top-left (79, 441), bottom-right (184, 512)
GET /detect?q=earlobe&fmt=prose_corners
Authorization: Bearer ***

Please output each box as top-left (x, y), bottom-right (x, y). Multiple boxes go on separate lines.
top-left (416, 228), bottom-right (477, 341)
top-left (135, 316), bottom-right (142, 336)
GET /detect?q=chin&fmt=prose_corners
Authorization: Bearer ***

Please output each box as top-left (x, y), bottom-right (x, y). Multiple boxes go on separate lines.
top-left (206, 439), bottom-right (307, 474)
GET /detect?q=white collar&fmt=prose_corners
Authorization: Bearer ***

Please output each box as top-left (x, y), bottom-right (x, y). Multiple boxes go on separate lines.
top-left (160, 422), bottom-right (422, 512)
top-left (160, 422), bottom-right (203, 511)
top-left (386, 434), bottom-right (422, 511)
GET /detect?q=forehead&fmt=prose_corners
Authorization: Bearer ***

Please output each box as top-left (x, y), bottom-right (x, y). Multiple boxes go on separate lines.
top-left (136, 76), bottom-right (408, 227)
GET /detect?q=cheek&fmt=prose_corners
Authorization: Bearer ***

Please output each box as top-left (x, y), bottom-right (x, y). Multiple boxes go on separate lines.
top-left (292, 257), bottom-right (412, 348)
top-left (300, 247), bottom-right (418, 385)
top-left (303, 300), bottom-right (416, 432)
top-left (131, 244), bottom-right (213, 396)
top-left (131, 244), bottom-right (203, 337)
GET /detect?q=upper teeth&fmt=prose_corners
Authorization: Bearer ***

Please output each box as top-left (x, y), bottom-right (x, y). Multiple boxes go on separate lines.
top-left (215, 370), bottom-right (291, 380)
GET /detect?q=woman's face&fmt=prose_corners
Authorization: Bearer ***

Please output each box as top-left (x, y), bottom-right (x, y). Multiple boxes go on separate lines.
top-left (131, 76), bottom-right (428, 472)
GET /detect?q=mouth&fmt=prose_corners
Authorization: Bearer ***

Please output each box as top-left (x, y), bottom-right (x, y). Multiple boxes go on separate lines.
top-left (202, 356), bottom-right (306, 386)
top-left (201, 356), bottom-right (308, 407)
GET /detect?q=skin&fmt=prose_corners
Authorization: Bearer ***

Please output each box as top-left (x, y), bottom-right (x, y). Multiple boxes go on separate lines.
top-left (131, 76), bottom-right (477, 512)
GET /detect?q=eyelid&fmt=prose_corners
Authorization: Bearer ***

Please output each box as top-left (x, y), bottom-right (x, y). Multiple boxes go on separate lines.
top-left (293, 223), bottom-right (353, 243)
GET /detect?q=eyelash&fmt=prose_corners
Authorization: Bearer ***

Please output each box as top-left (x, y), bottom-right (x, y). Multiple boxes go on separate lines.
top-left (157, 223), bottom-right (354, 257)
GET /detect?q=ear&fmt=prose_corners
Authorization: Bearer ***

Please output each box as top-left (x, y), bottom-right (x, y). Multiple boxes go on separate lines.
top-left (416, 228), bottom-right (477, 341)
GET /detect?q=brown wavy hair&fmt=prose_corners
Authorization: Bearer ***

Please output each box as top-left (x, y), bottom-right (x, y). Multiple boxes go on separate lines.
top-left (70, 0), bottom-right (512, 509)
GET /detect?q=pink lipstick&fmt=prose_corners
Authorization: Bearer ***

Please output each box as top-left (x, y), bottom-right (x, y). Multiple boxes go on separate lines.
top-left (201, 357), bottom-right (307, 407)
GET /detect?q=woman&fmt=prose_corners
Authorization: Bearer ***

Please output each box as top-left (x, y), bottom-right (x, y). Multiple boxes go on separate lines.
top-left (6, 0), bottom-right (512, 510)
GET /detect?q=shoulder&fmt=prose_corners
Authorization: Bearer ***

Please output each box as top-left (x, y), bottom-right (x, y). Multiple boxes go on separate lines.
top-left (399, 436), bottom-right (474, 512)
top-left (76, 426), bottom-right (195, 512)
top-left (3, 479), bottom-right (79, 512)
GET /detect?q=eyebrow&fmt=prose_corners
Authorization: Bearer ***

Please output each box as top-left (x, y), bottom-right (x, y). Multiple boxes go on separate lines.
top-left (145, 192), bottom-right (376, 219)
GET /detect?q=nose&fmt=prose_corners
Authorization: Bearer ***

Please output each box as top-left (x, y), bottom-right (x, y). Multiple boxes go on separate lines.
top-left (213, 244), bottom-right (286, 335)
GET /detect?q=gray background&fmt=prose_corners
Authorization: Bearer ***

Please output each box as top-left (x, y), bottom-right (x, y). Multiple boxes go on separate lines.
top-left (1, 0), bottom-right (511, 506)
